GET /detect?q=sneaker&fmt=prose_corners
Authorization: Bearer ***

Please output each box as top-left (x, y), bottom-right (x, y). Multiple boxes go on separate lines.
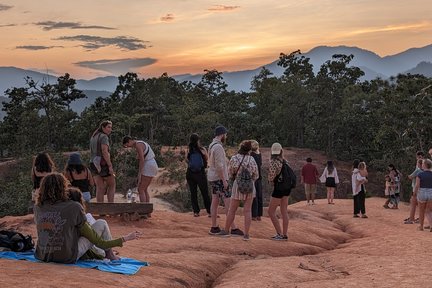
top-left (361, 215), bottom-right (368, 218)
top-left (282, 235), bottom-right (288, 241)
top-left (414, 218), bottom-right (420, 223)
top-left (243, 234), bottom-right (250, 241)
top-left (353, 214), bottom-right (360, 218)
top-left (193, 213), bottom-right (200, 217)
top-left (271, 234), bottom-right (286, 241)
top-left (230, 228), bottom-right (244, 237)
top-left (216, 229), bottom-right (230, 237)
top-left (257, 216), bottom-right (262, 221)
top-left (209, 226), bottom-right (221, 235)
top-left (404, 219), bottom-right (414, 224)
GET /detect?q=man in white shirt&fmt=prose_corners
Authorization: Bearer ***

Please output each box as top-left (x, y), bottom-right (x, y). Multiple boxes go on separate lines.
top-left (207, 126), bottom-right (243, 236)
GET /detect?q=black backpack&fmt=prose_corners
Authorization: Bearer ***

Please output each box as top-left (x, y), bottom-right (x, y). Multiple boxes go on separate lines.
top-left (0, 230), bottom-right (34, 252)
top-left (274, 160), bottom-right (297, 191)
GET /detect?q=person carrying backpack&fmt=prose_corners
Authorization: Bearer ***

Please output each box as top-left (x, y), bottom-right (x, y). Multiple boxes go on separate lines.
top-left (267, 143), bottom-right (296, 241)
top-left (186, 133), bottom-right (211, 217)
top-left (217, 140), bottom-right (258, 241)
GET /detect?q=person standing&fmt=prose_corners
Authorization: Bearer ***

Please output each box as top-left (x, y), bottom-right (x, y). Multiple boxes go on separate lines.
top-left (267, 143), bottom-right (291, 241)
top-left (413, 159), bottom-right (432, 231)
top-left (320, 160), bottom-right (339, 204)
top-left (301, 157), bottom-right (319, 205)
top-left (218, 140), bottom-right (258, 241)
top-left (89, 120), bottom-right (115, 203)
top-left (388, 164), bottom-right (402, 209)
top-left (185, 133), bottom-right (211, 217)
top-left (122, 136), bottom-right (158, 203)
top-left (64, 152), bottom-right (94, 203)
top-left (251, 140), bottom-right (263, 221)
top-left (405, 158), bottom-right (423, 223)
top-left (352, 159), bottom-right (368, 218)
top-left (207, 125), bottom-right (243, 236)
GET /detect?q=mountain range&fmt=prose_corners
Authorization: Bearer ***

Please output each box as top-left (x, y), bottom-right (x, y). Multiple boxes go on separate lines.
top-left (1, 44), bottom-right (431, 119)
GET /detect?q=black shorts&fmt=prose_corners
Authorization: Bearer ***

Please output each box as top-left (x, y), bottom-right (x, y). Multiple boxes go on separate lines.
top-left (325, 177), bottom-right (336, 188)
top-left (271, 189), bottom-right (291, 199)
top-left (209, 180), bottom-right (231, 198)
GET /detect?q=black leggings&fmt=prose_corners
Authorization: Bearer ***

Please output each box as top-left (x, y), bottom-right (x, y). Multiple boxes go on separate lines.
top-left (186, 170), bottom-right (211, 214)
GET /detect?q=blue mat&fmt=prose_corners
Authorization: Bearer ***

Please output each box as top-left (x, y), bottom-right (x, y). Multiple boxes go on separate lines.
top-left (0, 251), bottom-right (149, 275)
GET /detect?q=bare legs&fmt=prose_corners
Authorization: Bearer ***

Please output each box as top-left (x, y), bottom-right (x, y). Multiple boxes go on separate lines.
top-left (327, 187), bottom-right (335, 204)
top-left (268, 196), bottom-right (289, 236)
top-left (138, 175), bottom-right (153, 203)
top-left (95, 175), bottom-right (116, 203)
top-left (211, 194), bottom-right (237, 230)
top-left (224, 197), bottom-right (253, 236)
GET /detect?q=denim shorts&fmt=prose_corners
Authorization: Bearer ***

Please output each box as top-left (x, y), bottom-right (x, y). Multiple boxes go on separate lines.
top-left (209, 180), bottom-right (231, 198)
top-left (417, 188), bottom-right (432, 202)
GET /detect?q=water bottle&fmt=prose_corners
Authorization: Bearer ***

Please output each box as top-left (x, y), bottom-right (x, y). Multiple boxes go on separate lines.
top-left (127, 189), bottom-right (132, 203)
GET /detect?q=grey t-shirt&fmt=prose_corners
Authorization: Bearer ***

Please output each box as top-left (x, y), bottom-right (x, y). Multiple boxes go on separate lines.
top-left (34, 200), bottom-right (86, 263)
top-left (89, 132), bottom-right (109, 162)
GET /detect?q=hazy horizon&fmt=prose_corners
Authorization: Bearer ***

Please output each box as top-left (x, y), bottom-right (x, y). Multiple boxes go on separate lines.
top-left (1, 0), bottom-right (431, 80)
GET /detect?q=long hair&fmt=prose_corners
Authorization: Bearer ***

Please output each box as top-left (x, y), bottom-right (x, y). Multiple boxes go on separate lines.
top-left (67, 187), bottom-right (86, 211)
top-left (188, 133), bottom-right (201, 152)
top-left (327, 160), bottom-right (334, 174)
top-left (33, 152), bottom-right (55, 173)
top-left (352, 159), bottom-right (360, 169)
top-left (91, 120), bottom-right (112, 138)
top-left (37, 172), bottom-right (69, 206)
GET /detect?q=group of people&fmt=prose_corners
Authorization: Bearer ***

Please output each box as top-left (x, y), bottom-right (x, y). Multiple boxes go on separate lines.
top-left (30, 119), bottom-right (432, 264)
top-left (402, 150), bottom-right (432, 231)
top-left (300, 158), bottom-right (340, 205)
top-left (185, 126), bottom-right (293, 241)
top-left (30, 119), bottom-right (163, 264)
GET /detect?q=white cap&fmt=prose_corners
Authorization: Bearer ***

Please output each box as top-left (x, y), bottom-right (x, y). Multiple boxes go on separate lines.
top-left (271, 143), bottom-right (282, 155)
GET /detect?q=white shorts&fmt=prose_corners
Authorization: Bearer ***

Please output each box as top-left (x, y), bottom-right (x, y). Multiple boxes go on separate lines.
top-left (141, 158), bottom-right (158, 177)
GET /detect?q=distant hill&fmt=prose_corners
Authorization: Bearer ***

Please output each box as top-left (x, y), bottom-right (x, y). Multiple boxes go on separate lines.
top-left (0, 90), bottom-right (111, 120)
top-left (1, 43), bottom-right (432, 101)
top-left (404, 61), bottom-right (432, 77)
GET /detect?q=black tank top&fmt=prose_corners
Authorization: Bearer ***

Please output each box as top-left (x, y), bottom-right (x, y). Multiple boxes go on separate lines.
top-left (70, 169), bottom-right (90, 193)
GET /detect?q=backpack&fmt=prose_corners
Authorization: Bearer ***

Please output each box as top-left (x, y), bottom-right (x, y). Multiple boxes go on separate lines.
top-left (188, 149), bottom-right (204, 172)
top-left (275, 161), bottom-right (297, 191)
top-left (236, 156), bottom-right (254, 194)
top-left (0, 230), bottom-right (34, 252)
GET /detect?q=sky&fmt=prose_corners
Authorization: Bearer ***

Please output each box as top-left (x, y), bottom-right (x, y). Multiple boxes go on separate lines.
top-left (0, 0), bottom-right (431, 79)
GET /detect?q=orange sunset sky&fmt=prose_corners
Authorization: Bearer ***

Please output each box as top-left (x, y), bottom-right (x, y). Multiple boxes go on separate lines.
top-left (0, 0), bottom-right (431, 79)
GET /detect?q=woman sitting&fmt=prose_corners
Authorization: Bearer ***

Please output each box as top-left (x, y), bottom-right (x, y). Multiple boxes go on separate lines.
top-left (64, 152), bottom-right (94, 203)
top-left (34, 172), bottom-right (141, 263)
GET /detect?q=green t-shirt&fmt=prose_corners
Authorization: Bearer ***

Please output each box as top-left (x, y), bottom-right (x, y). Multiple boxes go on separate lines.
top-left (34, 200), bottom-right (86, 263)
top-left (89, 132), bottom-right (109, 162)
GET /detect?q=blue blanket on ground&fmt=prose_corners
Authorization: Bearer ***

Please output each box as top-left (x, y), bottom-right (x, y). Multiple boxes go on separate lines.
top-left (0, 251), bottom-right (149, 275)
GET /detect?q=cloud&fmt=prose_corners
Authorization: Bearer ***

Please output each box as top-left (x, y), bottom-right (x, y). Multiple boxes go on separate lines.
top-left (0, 4), bottom-right (13, 11)
top-left (208, 5), bottom-right (240, 12)
top-left (16, 45), bottom-right (63, 50)
top-left (0, 23), bottom-right (16, 27)
top-left (35, 21), bottom-right (115, 31)
top-left (160, 13), bottom-right (175, 22)
top-left (54, 35), bottom-right (149, 50)
top-left (347, 22), bottom-right (432, 36)
top-left (74, 58), bottom-right (157, 74)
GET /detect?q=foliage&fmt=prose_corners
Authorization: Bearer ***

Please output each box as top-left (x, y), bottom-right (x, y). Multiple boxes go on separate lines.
top-left (1, 51), bottom-right (432, 214)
